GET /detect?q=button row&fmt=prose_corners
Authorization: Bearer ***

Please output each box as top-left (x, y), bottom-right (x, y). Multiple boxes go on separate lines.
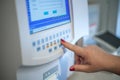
top-left (35, 35), bottom-right (69, 53)
top-left (32, 29), bottom-right (70, 47)
top-left (32, 29), bottom-right (71, 53)
top-left (36, 40), bottom-right (63, 52)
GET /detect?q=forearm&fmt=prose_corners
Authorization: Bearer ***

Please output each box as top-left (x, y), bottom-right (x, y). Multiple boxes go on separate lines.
top-left (106, 55), bottom-right (120, 75)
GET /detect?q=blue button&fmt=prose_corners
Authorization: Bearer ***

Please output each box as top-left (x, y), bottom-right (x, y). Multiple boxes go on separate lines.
top-left (62, 46), bottom-right (67, 53)
top-left (49, 36), bottom-right (52, 40)
top-left (32, 42), bottom-right (36, 47)
top-left (49, 48), bottom-right (52, 53)
top-left (37, 40), bottom-right (40, 45)
top-left (57, 39), bottom-right (60, 43)
top-left (42, 45), bottom-right (45, 50)
top-left (54, 46), bottom-right (57, 50)
top-left (67, 35), bottom-right (69, 38)
top-left (44, 11), bottom-right (49, 15)
top-left (37, 47), bottom-right (41, 52)
top-left (45, 37), bottom-right (48, 42)
top-left (41, 39), bottom-right (44, 43)
top-left (59, 44), bottom-right (62, 48)
top-left (53, 10), bottom-right (57, 14)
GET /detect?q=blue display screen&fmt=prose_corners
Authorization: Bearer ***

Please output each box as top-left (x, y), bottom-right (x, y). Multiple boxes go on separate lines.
top-left (26, 0), bottom-right (71, 34)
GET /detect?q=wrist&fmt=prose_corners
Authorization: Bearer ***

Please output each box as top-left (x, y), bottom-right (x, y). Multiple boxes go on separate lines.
top-left (105, 55), bottom-right (120, 75)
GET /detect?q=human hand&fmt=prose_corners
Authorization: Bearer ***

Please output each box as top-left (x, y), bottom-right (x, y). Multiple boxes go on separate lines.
top-left (61, 39), bottom-right (120, 74)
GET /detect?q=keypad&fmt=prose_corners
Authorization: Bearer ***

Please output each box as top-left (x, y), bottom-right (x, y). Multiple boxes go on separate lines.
top-left (32, 29), bottom-right (71, 54)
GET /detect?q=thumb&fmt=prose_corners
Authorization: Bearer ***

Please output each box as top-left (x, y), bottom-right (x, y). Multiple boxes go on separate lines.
top-left (70, 64), bottom-right (91, 72)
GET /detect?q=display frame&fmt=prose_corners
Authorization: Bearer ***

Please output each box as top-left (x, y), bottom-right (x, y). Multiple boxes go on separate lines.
top-left (26, 0), bottom-right (71, 34)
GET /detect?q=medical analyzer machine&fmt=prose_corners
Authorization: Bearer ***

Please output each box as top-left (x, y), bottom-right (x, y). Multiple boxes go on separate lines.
top-left (0, 0), bottom-right (89, 80)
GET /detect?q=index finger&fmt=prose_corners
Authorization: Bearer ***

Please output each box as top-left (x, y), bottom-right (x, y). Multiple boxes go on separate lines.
top-left (61, 39), bottom-right (85, 56)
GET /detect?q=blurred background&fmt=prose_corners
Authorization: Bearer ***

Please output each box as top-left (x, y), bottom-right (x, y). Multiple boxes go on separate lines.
top-left (68, 0), bottom-right (120, 80)
top-left (84, 0), bottom-right (120, 54)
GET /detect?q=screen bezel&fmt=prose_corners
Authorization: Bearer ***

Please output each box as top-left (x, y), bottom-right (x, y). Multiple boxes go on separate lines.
top-left (26, 0), bottom-right (71, 34)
